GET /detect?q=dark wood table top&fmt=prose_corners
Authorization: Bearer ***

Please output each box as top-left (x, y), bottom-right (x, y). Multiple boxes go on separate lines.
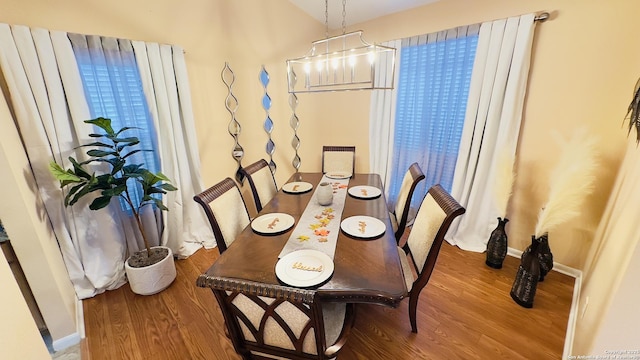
top-left (199, 172), bottom-right (407, 307)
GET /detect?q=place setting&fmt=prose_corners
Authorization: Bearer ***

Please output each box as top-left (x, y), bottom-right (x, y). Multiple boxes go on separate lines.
top-left (282, 181), bottom-right (314, 194)
top-left (340, 215), bottom-right (386, 239)
top-left (275, 249), bottom-right (334, 288)
top-left (325, 171), bottom-right (352, 180)
top-left (251, 213), bottom-right (296, 235)
top-left (347, 185), bottom-right (382, 199)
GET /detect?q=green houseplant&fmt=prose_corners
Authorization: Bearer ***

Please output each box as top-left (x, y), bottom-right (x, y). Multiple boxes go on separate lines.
top-left (49, 117), bottom-right (178, 294)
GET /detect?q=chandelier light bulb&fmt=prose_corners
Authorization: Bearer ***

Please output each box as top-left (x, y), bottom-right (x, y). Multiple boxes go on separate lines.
top-left (348, 54), bottom-right (357, 67)
top-left (367, 50), bottom-right (375, 64)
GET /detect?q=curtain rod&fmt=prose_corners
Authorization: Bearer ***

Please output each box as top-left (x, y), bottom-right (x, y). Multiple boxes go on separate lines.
top-left (534, 12), bottom-right (550, 22)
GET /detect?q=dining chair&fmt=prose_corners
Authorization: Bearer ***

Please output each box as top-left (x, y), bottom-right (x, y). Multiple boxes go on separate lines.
top-left (193, 177), bottom-right (250, 254)
top-left (240, 159), bottom-right (278, 213)
top-left (389, 162), bottom-right (425, 243)
top-left (321, 146), bottom-right (355, 175)
top-left (397, 184), bottom-right (465, 333)
top-left (197, 276), bottom-right (356, 360)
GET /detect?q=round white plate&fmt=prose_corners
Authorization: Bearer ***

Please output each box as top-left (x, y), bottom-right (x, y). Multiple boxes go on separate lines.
top-left (282, 181), bottom-right (313, 194)
top-left (340, 216), bottom-right (386, 239)
top-left (251, 213), bottom-right (295, 235)
top-left (275, 249), bottom-right (334, 287)
top-left (325, 172), bottom-right (352, 179)
top-left (348, 185), bottom-right (382, 199)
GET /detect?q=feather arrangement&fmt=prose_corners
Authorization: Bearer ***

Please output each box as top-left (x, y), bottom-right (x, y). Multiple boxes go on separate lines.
top-left (493, 149), bottom-right (516, 218)
top-left (534, 128), bottom-right (598, 238)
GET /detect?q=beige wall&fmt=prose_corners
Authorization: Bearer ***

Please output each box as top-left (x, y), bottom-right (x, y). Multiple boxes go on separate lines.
top-left (0, 95), bottom-right (77, 346)
top-left (0, 249), bottom-right (51, 359)
top-left (1, 0), bottom-right (639, 355)
top-left (573, 133), bottom-right (640, 355)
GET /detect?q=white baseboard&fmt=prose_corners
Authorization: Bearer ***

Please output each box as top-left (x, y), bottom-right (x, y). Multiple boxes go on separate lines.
top-left (52, 296), bottom-right (84, 352)
top-left (506, 247), bottom-right (582, 359)
top-left (52, 332), bottom-right (80, 352)
top-left (76, 296), bottom-right (85, 339)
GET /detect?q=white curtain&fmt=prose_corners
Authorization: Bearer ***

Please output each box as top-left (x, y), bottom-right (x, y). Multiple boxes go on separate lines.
top-left (131, 42), bottom-right (215, 256)
top-left (447, 14), bottom-right (536, 251)
top-left (369, 39), bottom-right (402, 197)
top-left (67, 34), bottom-right (164, 256)
top-left (0, 24), bottom-right (128, 298)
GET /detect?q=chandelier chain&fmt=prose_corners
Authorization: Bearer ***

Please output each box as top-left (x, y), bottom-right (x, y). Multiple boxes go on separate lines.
top-left (342, 0), bottom-right (347, 35)
top-left (324, 0), bottom-right (329, 39)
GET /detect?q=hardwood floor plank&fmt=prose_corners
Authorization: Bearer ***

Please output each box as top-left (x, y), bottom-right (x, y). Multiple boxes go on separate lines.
top-left (104, 289), bottom-right (145, 359)
top-left (82, 241), bottom-right (574, 359)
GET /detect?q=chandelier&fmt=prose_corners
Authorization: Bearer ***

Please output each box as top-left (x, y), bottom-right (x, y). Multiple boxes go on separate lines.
top-left (286, 0), bottom-right (396, 93)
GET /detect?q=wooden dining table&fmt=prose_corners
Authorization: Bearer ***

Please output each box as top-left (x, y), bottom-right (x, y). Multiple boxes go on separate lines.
top-left (197, 172), bottom-right (407, 307)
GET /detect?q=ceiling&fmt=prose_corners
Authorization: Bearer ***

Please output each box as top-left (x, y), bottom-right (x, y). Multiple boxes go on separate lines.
top-left (288, 0), bottom-right (440, 30)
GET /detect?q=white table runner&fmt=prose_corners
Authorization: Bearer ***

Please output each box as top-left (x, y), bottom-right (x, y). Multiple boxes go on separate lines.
top-left (278, 176), bottom-right (350, 259)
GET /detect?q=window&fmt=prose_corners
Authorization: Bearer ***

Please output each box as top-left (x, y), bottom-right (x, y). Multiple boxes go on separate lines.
top-left (72, 38), bottom-right (160, 212)
top-left (388, 32), bottom-right (478, 207)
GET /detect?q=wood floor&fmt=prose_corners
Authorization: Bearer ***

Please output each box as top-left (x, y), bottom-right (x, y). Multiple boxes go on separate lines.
top-left (82, 241), bottom-right (574, 359)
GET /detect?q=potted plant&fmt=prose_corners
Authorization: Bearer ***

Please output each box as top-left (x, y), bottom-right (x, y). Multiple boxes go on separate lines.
top-left (49, 117), bottom-right (178, 295)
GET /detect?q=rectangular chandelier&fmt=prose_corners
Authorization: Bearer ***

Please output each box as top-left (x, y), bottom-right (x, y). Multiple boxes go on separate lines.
top-left (286, 31), bottom-right (396, 93)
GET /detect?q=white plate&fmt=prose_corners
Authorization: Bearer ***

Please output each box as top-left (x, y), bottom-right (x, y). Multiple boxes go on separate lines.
top-left (325, 172), bottom-right (352, 179)
top-left (251, 213), bottom-right (295, 235)
top-left (340, 216), bottom-right (386, 239)
top-left (275, 250), bottom-right (334, 287)
top-left (348, 185), bottom-right (382, 199)
top-left (282, 181), bottom-right (313, 194)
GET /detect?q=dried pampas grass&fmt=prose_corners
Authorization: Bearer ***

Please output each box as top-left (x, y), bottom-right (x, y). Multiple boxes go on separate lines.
top-left (534, 128), bottom-right (598, 238)
top-left (494, 150), bottom-right (516, 218)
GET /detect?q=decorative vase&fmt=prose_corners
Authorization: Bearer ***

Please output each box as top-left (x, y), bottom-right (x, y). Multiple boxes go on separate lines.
top-left (521, 234), bottom-right (554, 281)
top-left (317, 182), bottom-right (333, 206)
top-left (485, 217), bottom-right (509, 269)
top-left (536, 234), bottom-right (553, 281)
top-left (510, 237), bottom-right (541, 308)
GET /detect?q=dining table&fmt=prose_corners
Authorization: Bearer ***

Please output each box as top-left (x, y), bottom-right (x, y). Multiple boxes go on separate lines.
top-left (197, 172), bottom-right (408, 307)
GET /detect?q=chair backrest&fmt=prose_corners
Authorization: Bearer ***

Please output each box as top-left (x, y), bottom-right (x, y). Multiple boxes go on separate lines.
top-left (393, 162), bottom-right (426, 241)
top-left (321, 146), bottom-right (355, 174)
top-left (197, 276), bottom-right (355, 360)
top-left (404, 184), bottom-right (465, 294)
top-left (193, 177), bottom-right (250, 254)
top-left (240, 159), bottom-right (278, 213)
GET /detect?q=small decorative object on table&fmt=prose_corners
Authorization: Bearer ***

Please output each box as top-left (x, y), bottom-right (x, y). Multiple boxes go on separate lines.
top-left (317, 182), bottom-right (333, 206)
top-left (511, 128), bottom-right (597, 308)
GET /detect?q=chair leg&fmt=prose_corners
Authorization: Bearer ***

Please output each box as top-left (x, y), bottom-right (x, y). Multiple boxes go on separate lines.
top-left (408, 292), bottom-right (419, 333)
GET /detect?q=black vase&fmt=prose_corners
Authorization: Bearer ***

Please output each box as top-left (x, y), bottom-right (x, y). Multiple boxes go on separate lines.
top-left (536, 234), bottom-right (553, 281)
top-left (521, 234), bottom-right (554, 281)
top-left (510, 237), bottom-right (541, 308)
top-left (485, 217), bottom-right (509, 269)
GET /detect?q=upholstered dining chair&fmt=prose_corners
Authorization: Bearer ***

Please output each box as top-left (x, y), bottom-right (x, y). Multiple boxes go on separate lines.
top-left (240, 159), bottom-right (278, 213)
top-left (397, 184), bottom-right (465, 333)
top-left (389, 162), bottom-right (425, 243)
top-left (197, 276), bottom-right (356, 360)
top-left (193, 177), bottom-right (250, 254)
top-left (321, 146), bottom-right (355, 175)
